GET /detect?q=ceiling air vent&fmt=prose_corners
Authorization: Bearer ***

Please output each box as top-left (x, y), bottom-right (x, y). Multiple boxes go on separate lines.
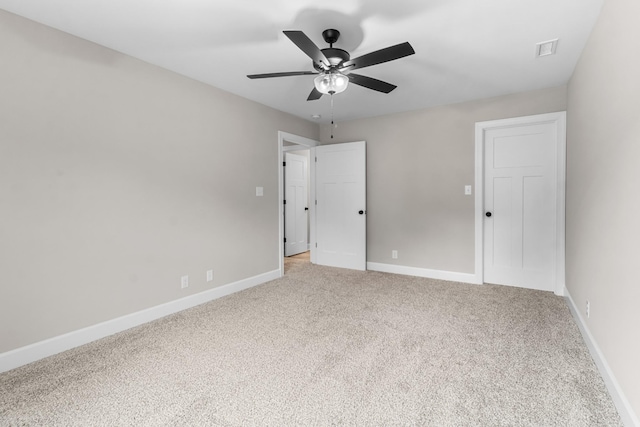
top-left (536, 39), bottom-right (559, 57)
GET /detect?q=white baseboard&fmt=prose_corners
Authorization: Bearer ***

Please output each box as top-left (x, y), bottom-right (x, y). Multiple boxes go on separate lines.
top-left (565, 287), bottom-right (639, 427)
top-left (0, 269), bottom-right (280, 374)
top-left (367, 262), bottom-right (479, 284)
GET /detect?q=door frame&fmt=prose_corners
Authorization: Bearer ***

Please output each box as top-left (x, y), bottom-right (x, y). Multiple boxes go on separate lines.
top-left (278, 131), bottom-right (319, 277)
top-left (474, 112), bottom-right (566, 295)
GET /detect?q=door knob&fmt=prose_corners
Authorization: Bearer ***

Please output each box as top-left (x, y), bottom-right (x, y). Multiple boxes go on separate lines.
top-left (304, 207), bottom-right (308, 211)
top-left (486, 212), bottom-right (492, 217)
top-left (358, 210), bottom-right (365, 215)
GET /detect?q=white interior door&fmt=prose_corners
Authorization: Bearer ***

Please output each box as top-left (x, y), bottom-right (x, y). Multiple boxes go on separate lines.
top-left (482, 117), bottom-right (562, 292)
top-left (284, 152), bottom-right (308, 256)
top-left (315, 141), bottom-right (366, 271)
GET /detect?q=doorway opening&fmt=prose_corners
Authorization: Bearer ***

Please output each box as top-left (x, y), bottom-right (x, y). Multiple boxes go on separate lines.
top-left (284, 250), bottom-right (311, 274)
top-left (278, 132), bottom-right (319, 276)
top-left (283, 146), bottom-right (310, 273)
top-left (278, 132), bottom-right (367, 275)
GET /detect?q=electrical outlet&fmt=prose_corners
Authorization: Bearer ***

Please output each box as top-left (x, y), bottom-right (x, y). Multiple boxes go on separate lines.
top-left (206, 270), bottom-right (213, 282)
top-left (392, 250), bottom-right (398, 259)
top-left (586, 300), bottom-right (590, 318)
top-left (181, 275), bottom-right (189, 289)
top-left (465, 185), bottom-right (472, 195)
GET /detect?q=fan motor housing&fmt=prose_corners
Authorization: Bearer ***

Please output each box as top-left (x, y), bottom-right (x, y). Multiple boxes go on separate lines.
top-left (314, 48), bottom-right (350, 70)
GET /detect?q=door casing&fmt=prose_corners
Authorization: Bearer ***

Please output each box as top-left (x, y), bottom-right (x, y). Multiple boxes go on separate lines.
top-left (474, 112), bottom-right (566, 295)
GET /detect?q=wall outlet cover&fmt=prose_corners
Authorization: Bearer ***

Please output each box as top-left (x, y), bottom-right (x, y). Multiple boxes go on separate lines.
top-left (586, 300), bottom-right (590, 318)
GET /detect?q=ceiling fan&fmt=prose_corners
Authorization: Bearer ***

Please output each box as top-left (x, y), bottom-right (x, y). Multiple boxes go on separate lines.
top-left (247, 29), bottom-right (415, 100)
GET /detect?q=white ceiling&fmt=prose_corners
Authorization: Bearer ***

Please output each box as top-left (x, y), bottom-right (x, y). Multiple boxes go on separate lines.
top-left (0, 0), bottom-right (603, 123)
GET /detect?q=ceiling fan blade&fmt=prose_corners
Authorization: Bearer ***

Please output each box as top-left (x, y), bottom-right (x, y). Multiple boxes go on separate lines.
top-left (342, 42), bottom-right (415, 71)
top-left (283, 30), bottom-right (330, 69)
top-left (307, 87), bottom-right (323, 101)
top-left (348, 73), bottom-right (397, 93)
top-left (247, 71), bottom-right (318, 79)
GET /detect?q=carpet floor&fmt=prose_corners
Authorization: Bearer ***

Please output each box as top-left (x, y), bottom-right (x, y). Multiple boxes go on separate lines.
top-left (0, 257), bottom-right (622, 426)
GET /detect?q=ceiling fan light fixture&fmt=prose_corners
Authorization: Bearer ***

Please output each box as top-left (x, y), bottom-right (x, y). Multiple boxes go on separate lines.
top-left (314, 71), bottom-right (349, 95)
top-left (248, 29), bottom-right (415, 101)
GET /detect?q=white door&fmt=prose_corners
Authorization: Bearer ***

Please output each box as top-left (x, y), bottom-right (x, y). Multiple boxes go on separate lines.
top-left (315, 141), bottom-right (366, 271)
top-left (284, 152), bottom-right (308, 256)
top-left (481, 114), bottom-right (564, 292)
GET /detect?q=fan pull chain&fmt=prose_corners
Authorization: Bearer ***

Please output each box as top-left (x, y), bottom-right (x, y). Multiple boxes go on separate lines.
top-left (330, 94), bottom-right (335, 139)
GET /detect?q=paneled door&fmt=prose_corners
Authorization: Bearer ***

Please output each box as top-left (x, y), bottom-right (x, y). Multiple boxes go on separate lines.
top-left (284, 152), bottom-right (308, 256)
top-left (481, 113), bottom-right (565, 292)
top-left (315, 141), bottom-right (366, 271)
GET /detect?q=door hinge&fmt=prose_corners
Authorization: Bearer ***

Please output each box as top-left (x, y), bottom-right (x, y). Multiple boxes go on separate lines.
top-left (315, 200), bottom-right (317, 205)
top-left (284, 237), bottom-right (287, 243)
top-left (315, 156), bottom-right (317, 162)
top-left (283, 200), bottom-right (286, 204)
top-left (315, 243), bottom-right (318, 248)
top-left (283, 161), bottom-right (286, 167)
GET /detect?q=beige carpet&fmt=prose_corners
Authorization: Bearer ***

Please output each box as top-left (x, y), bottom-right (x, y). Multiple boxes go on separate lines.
top-left (0, 259), bottom-right (622, 426)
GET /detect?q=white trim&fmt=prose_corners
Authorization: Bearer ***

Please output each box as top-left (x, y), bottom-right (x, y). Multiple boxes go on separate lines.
top-left (278, 131), bottom-right (318, 149)
top-left (565, 288), bottom-right (640, 427)
top-left (367, 262), bottom-right (478, 284)
top-left (0, 269), bottom-right (280, 373)
top-left (474, 132), bottom-right (485, 285)
top-left (555, 115), bottom-right (567, 296)
top-left (282, 145), bottom-right (311, 153)
top-left (278, 131), bottom-right (320, 275)
top-left (474, 112), bottom-right (567, 295)
top-left (309, 146), bottom-right (317, 265)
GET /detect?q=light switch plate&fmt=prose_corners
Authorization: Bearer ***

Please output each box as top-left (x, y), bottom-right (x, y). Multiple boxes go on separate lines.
top-left (465, 185), bottom-right (472, 195)
top-left (256, 187), bottom-right (264, 197)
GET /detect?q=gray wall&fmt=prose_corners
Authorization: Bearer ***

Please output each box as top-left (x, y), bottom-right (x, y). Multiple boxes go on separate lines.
top-left (566, 0), bottom-right (640, 417)
top-left (320, 87), bottom-right (567, 273)
top-left (0, 10), bottom-right (318, 353)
